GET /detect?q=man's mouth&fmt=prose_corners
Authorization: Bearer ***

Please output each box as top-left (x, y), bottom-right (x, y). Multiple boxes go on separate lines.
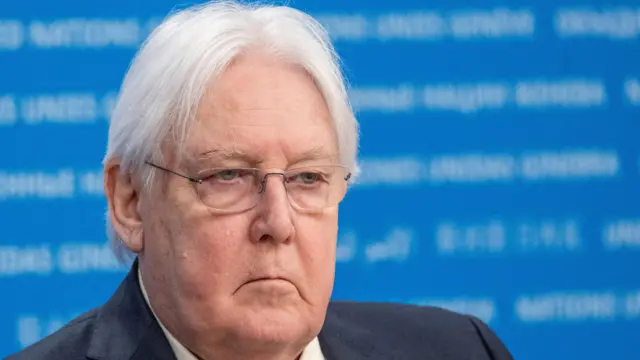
top-left (247, 276), bottom-right (289, 283)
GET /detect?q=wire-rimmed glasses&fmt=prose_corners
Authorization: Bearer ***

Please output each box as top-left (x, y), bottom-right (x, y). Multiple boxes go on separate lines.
top-left (145, 161), bottom-right (352, 213)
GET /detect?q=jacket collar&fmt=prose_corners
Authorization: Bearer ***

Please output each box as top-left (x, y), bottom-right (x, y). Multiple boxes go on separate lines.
top-left (86, 259), bottom-right (384, 360)
top-left (86, 259), bottom-right (176, 360)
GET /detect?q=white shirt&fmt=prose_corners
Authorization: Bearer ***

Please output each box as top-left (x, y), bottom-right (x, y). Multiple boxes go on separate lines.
top-left (138, 269), bottom-right (325, 360)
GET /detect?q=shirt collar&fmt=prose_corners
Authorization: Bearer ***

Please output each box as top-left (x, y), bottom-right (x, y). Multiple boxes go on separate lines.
top-left (137, 267), bottom-right (325, 360)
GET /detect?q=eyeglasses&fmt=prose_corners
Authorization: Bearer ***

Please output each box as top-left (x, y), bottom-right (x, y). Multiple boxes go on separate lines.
top-left (145, 161), bottom-right (351, 213)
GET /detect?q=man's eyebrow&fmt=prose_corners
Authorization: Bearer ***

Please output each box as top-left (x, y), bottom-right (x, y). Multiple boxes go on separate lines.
top-left (295, 146), bottom-right (340, 162)
top-left (194, 145), bottom-right (339, 165)
top-left (196, 147), bottom-right (259, 162)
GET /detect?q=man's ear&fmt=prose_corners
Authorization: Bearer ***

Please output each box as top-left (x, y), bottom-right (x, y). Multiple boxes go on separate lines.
top-left (104, 159), bottom-right (144, 253)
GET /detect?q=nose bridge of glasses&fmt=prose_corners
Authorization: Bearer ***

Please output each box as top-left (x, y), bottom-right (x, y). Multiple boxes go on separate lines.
top-left (257, 171), bottom-right (287, 193)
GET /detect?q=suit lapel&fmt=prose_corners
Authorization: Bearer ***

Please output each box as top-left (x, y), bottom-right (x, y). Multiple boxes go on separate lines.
top-left (86, 259), bottom-right (176, 360)
top-left (128, 322), bottom-right (178, 360)
top-left (318, 303), bottom-right (377, 360)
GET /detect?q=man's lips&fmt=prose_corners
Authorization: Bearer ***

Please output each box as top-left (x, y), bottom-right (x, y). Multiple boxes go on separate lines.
top-left (234, 275), bottom-right (299, 295)
top-left (246, 276), bottom-right (290, 284)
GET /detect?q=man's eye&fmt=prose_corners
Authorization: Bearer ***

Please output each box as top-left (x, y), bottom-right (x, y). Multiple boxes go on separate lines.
top-left (296, 172), bottom-right (321, 184)
top-left (215, 169), bottom-right (240, 181)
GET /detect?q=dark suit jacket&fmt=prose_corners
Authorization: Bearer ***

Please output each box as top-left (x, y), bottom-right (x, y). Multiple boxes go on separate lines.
top-left (5, 261), bottom-right (514, 360)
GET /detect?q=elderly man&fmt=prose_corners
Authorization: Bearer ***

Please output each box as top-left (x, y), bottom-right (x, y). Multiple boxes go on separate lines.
top-left (7, 1), bottom-right (513, 360)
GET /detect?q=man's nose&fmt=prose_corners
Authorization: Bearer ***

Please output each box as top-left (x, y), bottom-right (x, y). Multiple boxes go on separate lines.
top-left (250, 173), bottom-right (295, 244)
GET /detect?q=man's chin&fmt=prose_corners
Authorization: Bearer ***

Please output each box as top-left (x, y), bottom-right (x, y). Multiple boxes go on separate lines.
top-left (231, 307), bottom-right (316, 346)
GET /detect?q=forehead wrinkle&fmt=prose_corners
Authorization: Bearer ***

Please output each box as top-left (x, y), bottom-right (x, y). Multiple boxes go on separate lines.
top-left (188, 115), bottom-right (263, 164)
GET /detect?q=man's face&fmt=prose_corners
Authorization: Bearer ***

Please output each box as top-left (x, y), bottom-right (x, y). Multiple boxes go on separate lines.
top-left (137, 51), bottom-right (340, 353)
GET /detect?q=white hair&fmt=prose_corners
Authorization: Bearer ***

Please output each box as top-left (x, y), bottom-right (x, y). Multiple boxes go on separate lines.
top-left (103, 0), bottom-right (360, 262)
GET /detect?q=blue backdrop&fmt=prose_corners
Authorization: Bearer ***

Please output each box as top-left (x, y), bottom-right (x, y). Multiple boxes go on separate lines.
top-left (1, 0), bottom-right (639, 358)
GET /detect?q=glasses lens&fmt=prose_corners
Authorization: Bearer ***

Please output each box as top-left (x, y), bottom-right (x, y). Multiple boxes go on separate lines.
top-left (193, 166), bottom-right (350, 212)
top-left (195, 168), bottom-right (260, 211)
top-left (284, 165), bottom-right (349, 211)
